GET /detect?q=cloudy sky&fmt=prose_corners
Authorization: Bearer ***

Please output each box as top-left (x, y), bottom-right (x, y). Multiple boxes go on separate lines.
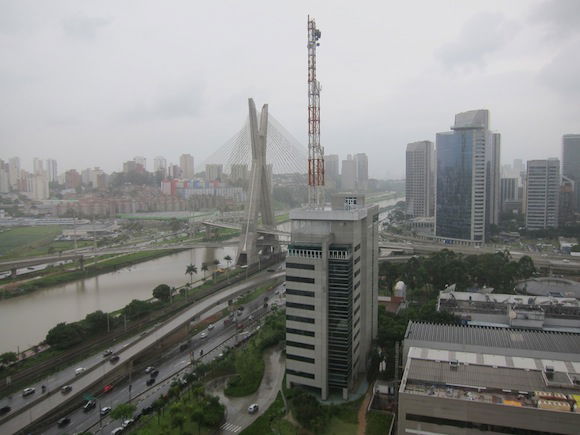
top-left (1, 0), bottom-right (578, 178)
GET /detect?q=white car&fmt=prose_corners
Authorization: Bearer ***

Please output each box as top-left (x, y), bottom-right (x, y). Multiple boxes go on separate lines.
top-left (248, 403), bottom-right (259, 414)
top-left (145, 366), bottom-right (156, 374)
top-left (207, 323), bottom-right (215, 330)
top-left (22, 387), bottom-right (35, 397)
top-left (75, 367), bottom-right (86, 376)
top-left (200, 331), bottom-right (208, 339)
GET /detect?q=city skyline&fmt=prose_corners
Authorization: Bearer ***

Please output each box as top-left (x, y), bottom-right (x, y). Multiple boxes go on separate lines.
top-left (1, 1), bottom-right (578, 178)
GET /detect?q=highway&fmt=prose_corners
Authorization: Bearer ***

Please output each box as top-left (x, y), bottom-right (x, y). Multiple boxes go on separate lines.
top-left (0, 269), bottom-right (285, 434)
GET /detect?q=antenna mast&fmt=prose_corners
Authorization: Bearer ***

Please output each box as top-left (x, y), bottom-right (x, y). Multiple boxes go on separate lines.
top-left (307, 16), bottom-right (324, 207)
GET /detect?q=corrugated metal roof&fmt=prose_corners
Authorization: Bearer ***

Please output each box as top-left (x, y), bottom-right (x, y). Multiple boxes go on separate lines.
top-left (405, 321), bottom-right (580, 355)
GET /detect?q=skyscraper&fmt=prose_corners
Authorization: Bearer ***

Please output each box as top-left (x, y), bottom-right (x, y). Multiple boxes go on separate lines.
top-left (8, 157), bottom-right (20, 189)
top-left (525, 159), bottom-right (560, 230)
top-left (33, 157), bottom-right (44, 175)
top-left (354, 153), bottom-right (368, 191)
top-left (179, 154), bottom-right (195, 179)
top-left (487, 133), bottom-right (501, 226)
top-left (206, 164), bottom-right (223, 182)
top-left (435, 109), bottom-right (499, 244)
top-left (324, 154), bottom-right (339, 188)
top-left (153, 156), bottom-right (167, 175)
top-left (562, 134), bottom-right (580, 211)
top-left (285, 193), bottom-right (378, 400)
top-left (46, 159), bottom-right (58, 183)
top-left (133, 156), bottom-right (147, 171)
top-left (405, 141), bottom-right (434, 217)
top-left (341, 156), bottom-right (356, 191)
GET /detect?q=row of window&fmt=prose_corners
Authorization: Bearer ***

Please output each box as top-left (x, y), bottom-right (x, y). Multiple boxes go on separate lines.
top-left (287, 276), bottom-right (315, 284)
top-left (286, 288), bottom-right (315, 298)
top-left (286, 262), bottom-right (315, 270)
top-left (286, 368), bottom-right (315, 379)
top-left (286, 315), bottom-right (315, 324)
top-left (287, 354), bottom-right (315, 364)
top-left (286, 327), bottom-right (315, 337)
top-left (287, 302), bottom-right (315, 311)
top-left (287, 340), bottom-right (315, 350)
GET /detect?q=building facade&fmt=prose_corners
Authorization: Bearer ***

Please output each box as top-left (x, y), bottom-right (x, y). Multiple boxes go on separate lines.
top-left (341, 157), bottom-right (356, 191)
top-left (525, 159), bottom-right (560, 230)
top-left (562, 134), bottom-right (580, 212)
top-left (180, 154), bottom-right (195, 179)
top-left (405, 141), bottom-right (434, 217)
top-left (153, 156), bottom-right (167, 175)
top-left (285, 193), bottom-right (378, 400)
top-left (324, 154), bottom-right (340, 188)
top-left (354, 153), bottom-right (368, 191)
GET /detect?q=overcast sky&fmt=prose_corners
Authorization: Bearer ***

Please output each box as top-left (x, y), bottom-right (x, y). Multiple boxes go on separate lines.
top-left (1, 0), bottom-right (579, 178)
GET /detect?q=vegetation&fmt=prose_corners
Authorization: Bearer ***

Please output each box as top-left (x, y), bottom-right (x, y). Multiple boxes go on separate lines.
top-left (153, 284), bottom-right (171, 302)
top-left (240, 392), bottom-right (297, 435)
top-left (185, 264), bottom-right (198, 285)
top-left (111, 403), bottom-right (136, 421)
top-left (365, 411), bottom-right (393, 435)
top-left (0, 225), bottom-right (64, 259)
top-left (0, 352), bottom-right (17, 364)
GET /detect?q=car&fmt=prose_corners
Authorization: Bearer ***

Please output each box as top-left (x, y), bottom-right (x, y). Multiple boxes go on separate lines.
top-left (145, 366), bottom-right (156, 374)
top-left (200, 331), bottom-right (208, 339)
top-left (267, 268), bottom-right (275, 272)
top-left (57, 417), bottom-right (71, 427)
top-left (179, 342), bottom-right (189, 351)
top-left (75, 367), bottom-right (86, 375)
top-left (83, 400), bottom-right (96, 412)
top-left (0, 406), bottom-right (11, 416)
top-left (122, 418), bottom-right (134, 428)
top-left (142, 405), bottom-right (154, 415)
top-left (146, 378), bottom-right (155, 386)
top-left (111, 427), bottom-right (124, 435)
top-left (109, 354), bottom-right (120, 363)
top-left (61, 385), bottom-right (72, 394)
top-left (150, 369), bottom-right (159, 378)
top-left (103, 349), bottom-right (113, 357)
top-left (103, 384), bottom-right (113, 393)
top-left (248, 403), bottom-right (259, 414)
top-left (100, 406), bottom-right (112, 416)
top-left (22, 387), bottom-right (35, 397)
top-left (207, 323), bottom-right (215, 330)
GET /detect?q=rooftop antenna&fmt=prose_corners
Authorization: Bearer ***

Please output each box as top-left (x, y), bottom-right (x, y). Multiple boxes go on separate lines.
top-left (307, 16), bottom-right (324, 207)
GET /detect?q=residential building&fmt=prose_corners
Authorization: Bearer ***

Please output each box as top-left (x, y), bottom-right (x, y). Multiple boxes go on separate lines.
top-left (153, 156), bottom-right (167, 175)
top-left (33, 157), bottom-right (44, 175)
top-left (435, 109), bottom-right (499, 244)
top-left (324, 154), bottom-right (339, 188)
top-left (285, 193), bottom-right (379, 400)
top-left (8, 157), bottom-right (20, 189)
top-left (65, 169), bottom-right (81, 190)
top-left (206, 164), bottom-right (223, 182)
top-left (0, 160), bottom-right (9, 193)
top-left (562, 134), bottom-right (580, 212)
top-left (405, 141), bottom-right (434, 217)
top-left (133, 156), bottom-right (147, 171)
top-left (525, 159), bottom-right (560, 230)
top-left (341, 156), bottom-right (356, 191)
top-left (354, 153), bottom-right (368, 191)
top-left (45, 159), bottom-right (58, 183)
top-left (230, 163), bottom-right (249, 183)
top-left (180, 154), bottom-right (195, 179)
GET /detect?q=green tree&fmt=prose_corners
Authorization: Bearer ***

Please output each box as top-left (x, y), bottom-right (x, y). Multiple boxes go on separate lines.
top-left (223, 255), bottom-right (233, 268)
top-left (110, 403), bottom-right (136, 421)
top-left (122, 299), bottom-right (151, 319)
top-left (46, 322), bottom-right (84, 350)
top-left (201, 262), bottom-right (209, 280)
top-left (517, 256), bottom-right (536, 279)
top-left (202, 395), bottom-right (225, 428)
top-left (190, 404), bottom-right (204, 435)
top-left (0, 352), bottom-right (17, 364)
top-left (153, 284), bottom-right (171, 302)
top-left (185, 264), bottom-right (198, 285)
top-left (83, 310), bottom-right (108, 333)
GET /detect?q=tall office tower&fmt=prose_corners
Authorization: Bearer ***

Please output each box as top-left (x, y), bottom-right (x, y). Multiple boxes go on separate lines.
top-left (285, 193), bottom-right (378, 400)
top-left (559, 176), bottom-right (576, 226)
top-left (206, 164), bottom-right (223, 182)
top-left (487, 133), bottom-right (501, 226)
top-left (33, 157), bottom-right (44, 175)
top-left (513, 158), bottom-right (524, 174)
top-left (180, 154), bottom-right (195, 179)
top-left (525, 159), bottom-right (560, 230)
top-left (500, 178), bottom-right (518, 211)
top-left (153, 156), bottom-right (167, 175)
top-left (45, 159), bottom-right (58, 183)
top-left (324, 154), bottom-right (340, 188)
top-left (341, 157), bottom-right (356, 191)
top-left (562, 134), bottom-right (580, 211)
top-left (8, 157), bottom-right (20, 189)
top-left (354, 153), bottom-right (369, 191)
top-left (436, 109), bottom-right (498, 244)
top-left (133, 156), bottom-right (147, 171)
top-left (0, 160), bottom-right (9, 193)
top-left (405, 141), bottom-right (435, 217)
top-left (230, 164), bottom-right (249, 183)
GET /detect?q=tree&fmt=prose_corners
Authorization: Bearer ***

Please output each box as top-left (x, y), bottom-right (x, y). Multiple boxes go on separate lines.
top-left (123, 299), bottom-right (151, 319)
top-left (201, 262), bottom-right (209, 280)
top-left (517, 256), bottom-right (536, 279)
top-left (190, 404), bottom-right (204, 435)
top-left (0, 352), bottom-right (17, 364)
top-left (185, 264), bottom-right (198, 285)
top-left (46, 322), bottom-right (84, 350)
top-left (224, 255), bottom-right (233, 268)
top-left (83, 310), bottom-right (108, 333)
top-left (153, 284), bottom-right (171, 303)
top-left (111, 403), bottom-right (136, 421)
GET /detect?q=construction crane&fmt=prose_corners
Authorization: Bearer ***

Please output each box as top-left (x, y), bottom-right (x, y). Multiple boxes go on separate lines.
top-left (307, 16), bottom-right (324, 208)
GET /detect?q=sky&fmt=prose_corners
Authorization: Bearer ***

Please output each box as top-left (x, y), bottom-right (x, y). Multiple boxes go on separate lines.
top-left (1, 0), bottom-right (579, 179)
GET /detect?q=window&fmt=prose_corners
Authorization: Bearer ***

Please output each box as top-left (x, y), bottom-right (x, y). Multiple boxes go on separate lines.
top-left (286, 289), bottom-right (315, 298)
top-left (287, 302), bottom-right (315, 311)
top-left (354, 256), bottom-right (360, 265)
top-left (354, 293), bottom-right (360, 303)
top-left (354, 282), bottom-right (360, 290)
top-left (287, 340), bottom-right (315, 350)
top-left (354, 269), bottom-right (360, 277)
top-left (287, 276), bottom-right (315, 284)
top-left (286, 262), bottom-right (315, 270)
top-left (287, 315), bottom-right (315, 324)
top-left (354, 243), bottom-right (360, 252)
top-left (286, 369), bottom-right (315, 379)
top-left (286, 327), bottom-right (315, 337)
top-left (287, 354), bottom-right (315, 364)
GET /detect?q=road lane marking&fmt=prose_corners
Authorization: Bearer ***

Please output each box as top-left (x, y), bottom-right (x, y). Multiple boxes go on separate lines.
top-left (220, 422), bottom-right (242, 432)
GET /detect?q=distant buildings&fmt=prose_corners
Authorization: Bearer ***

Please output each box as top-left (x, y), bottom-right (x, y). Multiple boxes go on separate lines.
top-left (46, 159), bottom-right (58, 183)
top-left (205, 164), bottom-right (223, 182)
top-left (285, 193), bottom-right (378, 400)
top-left (525, 159), bottom-right (560, 230)
top-left (133, 156), bottom-right (147, 171)
top-left (341, 156), bottom-right (356, 191)
top-left (562, 134), bottom-right (580, 212)
top-left (405, 141), bottom-right (434, 217)
top-left (153, 156), bottom-right (167, 175)
top-left (354, 153), bottom-right (368, 191)
top-left (230, 163), bottom-right (249, 183)
top-left (179, 154), bottom-right (195, 179)
top-left (324, 154), bottom-right (339, 188)
top-left (500, 177), bottom-right (519, 212)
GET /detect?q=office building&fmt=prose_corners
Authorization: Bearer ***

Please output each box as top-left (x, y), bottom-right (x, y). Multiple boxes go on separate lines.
top-left (0, 160), bottom-right (9, 193)
top-left (525, 159), bottom-right (560, 230)
top-left (354, 153), bottom-right (368, 191)
top-left (65, 169), bottom-right (81, 190)
top-left (153, 156), bottom-right (167, 175)
top-left (435, 109), bottom-right (499, 244)
top-left (405, 141), bottom-right (434, 217)
top-left (500, 177), bottom-right (518, 213)
top-left (285, 193), bottom-right (379, 400)
top-left (562, 134), bottom-right (580, 212)
top-left (324, 154), bottom-right (339, 188)
top-left (133, 156), bottom-right (147, 171)
top-left (206, 164), bottom-right (223, 182)
top-left (45, 159), bottom-right (58, 183)
top-left (341, 156), bottom-right (356, 191)
top-left (180, 154), bottom-right (195, 179)
top-left (560, 176), bottom-right (576, 226)
top-left (8, 157), bottom-right (20, 189)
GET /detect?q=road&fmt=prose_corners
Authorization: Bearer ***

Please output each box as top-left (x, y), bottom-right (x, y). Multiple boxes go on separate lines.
top-left (0, 269), bottom-right (285, 434)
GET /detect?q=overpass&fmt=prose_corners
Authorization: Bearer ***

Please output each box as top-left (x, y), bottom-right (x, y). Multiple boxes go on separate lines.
top-left (201, 220), bottom-right (290, 238)
top-left (0, 268), bottom-right (285, 434)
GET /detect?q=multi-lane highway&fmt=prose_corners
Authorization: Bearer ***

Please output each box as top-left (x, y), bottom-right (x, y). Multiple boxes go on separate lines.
top-left (0, 269), bottom-right (285, 434)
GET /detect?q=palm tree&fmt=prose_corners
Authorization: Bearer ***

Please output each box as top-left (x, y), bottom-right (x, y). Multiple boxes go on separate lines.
top-left (185, 264), bottom-right (198, 285)
top-left (201, 262), bottom-right (209, 280)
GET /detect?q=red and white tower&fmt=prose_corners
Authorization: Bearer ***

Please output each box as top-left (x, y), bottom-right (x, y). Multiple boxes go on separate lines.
top-left (307, 16), bottom-right (324, 207)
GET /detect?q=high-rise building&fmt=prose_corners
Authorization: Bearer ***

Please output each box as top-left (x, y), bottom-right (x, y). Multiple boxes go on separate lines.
top-left (324, 154), bottom-right (339, 188)
top-left (285, 193), bottom-right (378, 400)
top-left (45, 159), bottom-right (58, 183)
top-left (435, 109), bottom-right (499, 244)
top-left (341, 156), bottom-right (356, 191)
top-left (500, 177), bottom-right (518, 213)
top-left (562, 134), bottom-right (580, 211)
top-left (353, 153), bottom-right (368, 191)
top-left (153, 156), bottom-right (167, 175)
top-left (230, 164), bottom-right (249, 183)
top-left (206, 164), bottom-right (223, 182)
top-left (180, 154), bottom-right (195, 179)
top-left (559, 176), bottom-right (576, 227)
top-left (133, 156), bottom-right (147, 171)
top-left (405, 141), bottom-right (434, 217)
top-left (487, 133), bottom-right (501, 226)
top-left (0, 160), bottom-right (9, 193)
top-left (65, 169), bottom-right (81, 189)
top-left (525, 159), bottom-right (560, 230)
top-left (8, 157), bottom-right (20, 189)
top-left (33, 157), bottom-right (44, 175)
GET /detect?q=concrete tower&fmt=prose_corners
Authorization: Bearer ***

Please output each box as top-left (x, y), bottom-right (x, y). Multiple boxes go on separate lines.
top-left (406, 141), bottom-right (434, 217)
